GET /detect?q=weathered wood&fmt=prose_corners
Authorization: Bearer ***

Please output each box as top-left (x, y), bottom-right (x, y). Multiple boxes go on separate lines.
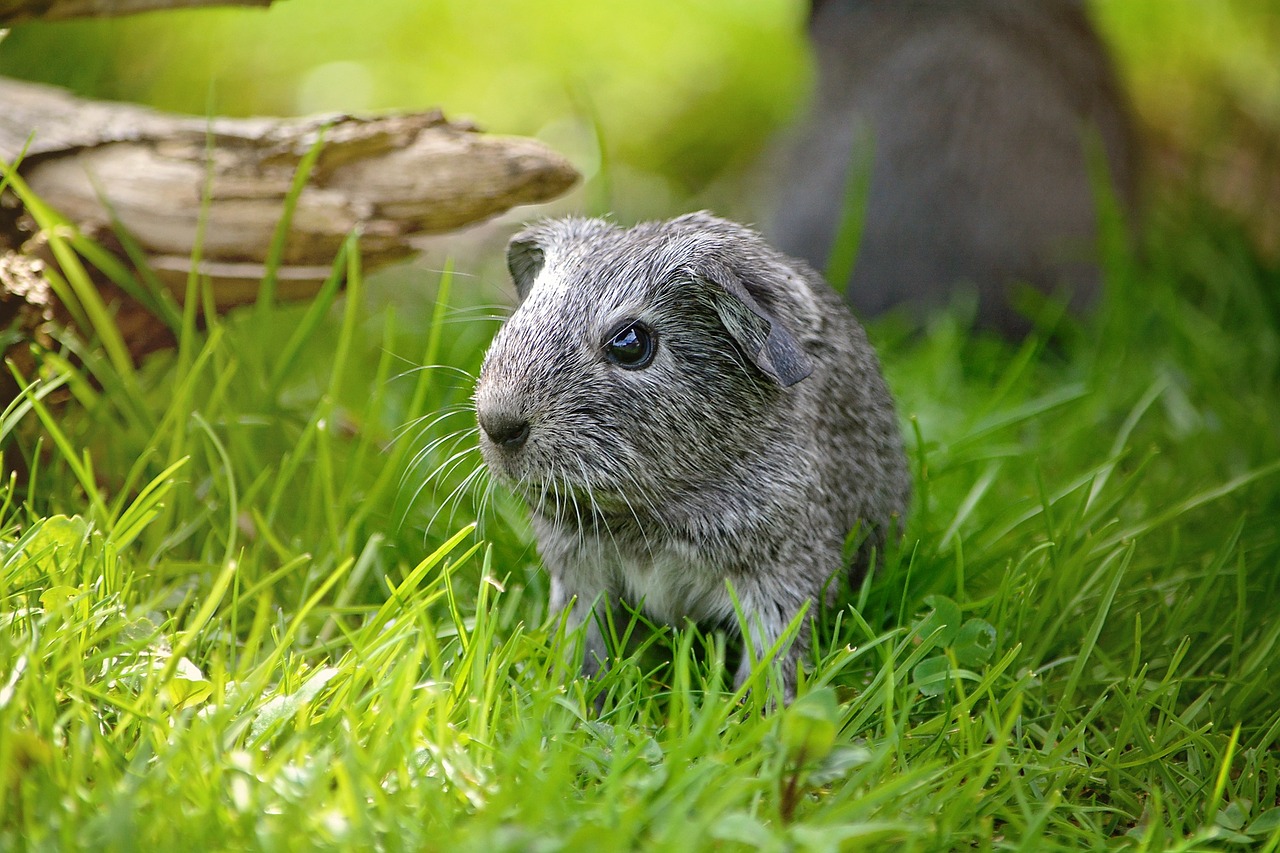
top-left (0, 78), bottom-right (578, 306)
top-left (0, 250), bottom-right (57, 406)
top-left (0, 0), bottom-right (277, 25)
top-left (0, 75), bottom-right (577, 384)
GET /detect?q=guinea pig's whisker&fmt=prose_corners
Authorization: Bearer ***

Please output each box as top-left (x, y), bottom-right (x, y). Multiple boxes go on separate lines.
top-left (390, 428), bottom-right (477, 529)
top-left (442, 464), bottom-right (490, 531)
top-left (539, 475), bottom-right (556, 526)
top-left (403, 440), bottom-right (480, 519)
top-left (401, 434), bottom-right (464, 488)
top-left (591, 455), bottom-right (653, 548)
top-left (436, 314), bottom-right (509, 327)
top-left (575, 459), bottom-right (613, 553)
top-left (423, 460), bottom-right (488, 536)
top-left (404, 426), bottom-right (479, 486)
top-left (474, 470), bottom-right (513, 537)
top-left (475, 475), bottom-right (498, 535)
top-left (611, 460), bottom-right (664, 526)
top-left (397, 428), bottom-right (472, 477)
top-left (427, 452), bottom-right (478, 496)
top-left (386, 359), bottom-right (477, 387)
top-left (400, 437), bottom-right (473, 499)
top-left (425, 444), bottom-right (485, 496)
top-left (440, 301), bottom-right (508, 320)
top-left (560, 473), bottom-right (583, 541)
top-left (561, 467), bottom-right (586, 536)
top-left (612, 459), bottom-right (663, 521)
top-left (604, 471), bottom-right (655, 558)
top-left (392, 404), bottom-right (474, 445)
top-left (615, 473), bottom-right (659, 560)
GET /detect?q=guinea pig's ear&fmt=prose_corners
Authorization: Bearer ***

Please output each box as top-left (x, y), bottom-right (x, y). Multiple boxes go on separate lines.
top-left (506, 232), bottom-right (546, 300)
top-left (696, 260), bottom-right (813, 387)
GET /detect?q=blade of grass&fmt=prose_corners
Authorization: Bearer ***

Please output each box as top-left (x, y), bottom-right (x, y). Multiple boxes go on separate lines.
top-left (2, 169), bottom-right (135, 382)
top-left (8, 362), bottom-right (110, 521)
top-left (824, 125), bottom-right (874, 294)
top-left (1048, 542), bottom-right (1132, 738)
top-left (267, 232), bottom-right (352, 397)
top-left (256, 126), bottom-right (330, 314)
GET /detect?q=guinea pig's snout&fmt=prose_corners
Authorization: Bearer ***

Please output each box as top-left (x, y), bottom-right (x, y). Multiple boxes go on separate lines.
top-left (477, 407), bottom-right (531, 450)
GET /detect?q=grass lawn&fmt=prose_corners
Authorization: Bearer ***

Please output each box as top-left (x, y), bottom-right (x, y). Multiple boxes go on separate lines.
top-left (2, 183), bottom-right (1279, 851)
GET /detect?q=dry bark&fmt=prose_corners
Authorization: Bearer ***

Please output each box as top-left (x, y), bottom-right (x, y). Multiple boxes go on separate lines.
top-left (1, 78), bottom-right (577, 303)
top-left (0, 77), bottom-right (577, 366)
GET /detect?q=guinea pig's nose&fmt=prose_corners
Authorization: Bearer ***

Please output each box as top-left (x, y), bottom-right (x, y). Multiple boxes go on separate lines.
top-left (479, 410), bottom-right (531, 449)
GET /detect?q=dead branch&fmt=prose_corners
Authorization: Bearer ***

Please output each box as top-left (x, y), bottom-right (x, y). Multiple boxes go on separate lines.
top-left (1, 78), bottom-right (577, 299)
top-left (0, 77), bottom-right (576, 370)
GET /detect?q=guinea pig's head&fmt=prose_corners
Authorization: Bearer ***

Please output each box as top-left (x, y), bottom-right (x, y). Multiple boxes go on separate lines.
top-left (474, 212), bottom-right (817, 523)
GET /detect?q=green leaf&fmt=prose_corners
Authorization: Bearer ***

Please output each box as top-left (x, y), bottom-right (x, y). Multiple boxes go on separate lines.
top-left (952, 618), bottom-right (998, 666)
top-left (1247, 808), bottom-right (1280, 835)
top-left (38, 585), bottom-right (79, 610)
top-left (1208, 827), bottom-right (1255, 845)
top-left (167, 657), bottom-right (213, 710)
top-left (710, 812), bottom-right (781, 851)
top-left (912, 657), bottom-right (952, 698)
top-left (808, 743), bottom-right (873, 786)
top-left (1216, 799), bottom-right (1249, 831)
top-left (28, 515), bottom-right (90, 581)
top-left (790, 822), bottom-right (914, 853)
top-left (779, 687), bottom-right (840, 763)
top-left (914, 595), bottom-right (962, 649)
top-left (250, 667), bottom-right (341, 741)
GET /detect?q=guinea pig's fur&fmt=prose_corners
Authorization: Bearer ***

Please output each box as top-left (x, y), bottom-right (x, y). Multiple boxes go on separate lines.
top-left (474, 212), bottom-right (910, 699)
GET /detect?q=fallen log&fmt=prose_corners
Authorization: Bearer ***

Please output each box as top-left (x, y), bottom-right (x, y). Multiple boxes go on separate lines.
top-left (1, 78), bottom-right (577, 303)
top-left (0, 77), bottom-right (578, 364)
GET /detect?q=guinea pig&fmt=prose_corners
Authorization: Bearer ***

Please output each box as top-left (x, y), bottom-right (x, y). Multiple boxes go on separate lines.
top-left (473, 212), bottom-right (910, 700)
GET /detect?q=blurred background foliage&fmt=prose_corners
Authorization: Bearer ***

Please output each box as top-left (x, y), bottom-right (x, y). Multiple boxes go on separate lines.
top-left (1, 0), bottom-right (1278, 237)
top-left (1095, 1), bottom-right (1280, 253)
top-left (0, 0), bottom-right (809, 220)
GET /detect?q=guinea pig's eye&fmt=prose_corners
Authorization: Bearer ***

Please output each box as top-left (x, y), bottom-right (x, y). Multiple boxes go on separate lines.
top-left (603, 320), bottom-right (656, 369)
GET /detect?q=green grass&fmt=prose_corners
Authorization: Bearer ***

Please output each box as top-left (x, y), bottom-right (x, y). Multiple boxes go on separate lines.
top-left (2, 185), bottom-right (1280, 851)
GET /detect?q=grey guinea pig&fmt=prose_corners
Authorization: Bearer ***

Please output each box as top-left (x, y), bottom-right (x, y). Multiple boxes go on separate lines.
top-left (473, 212), bottom-right (910, 700)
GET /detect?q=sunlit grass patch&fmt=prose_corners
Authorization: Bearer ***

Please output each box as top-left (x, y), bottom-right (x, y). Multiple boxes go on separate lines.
top-left (2, 184), bottom-right (1279, 850)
